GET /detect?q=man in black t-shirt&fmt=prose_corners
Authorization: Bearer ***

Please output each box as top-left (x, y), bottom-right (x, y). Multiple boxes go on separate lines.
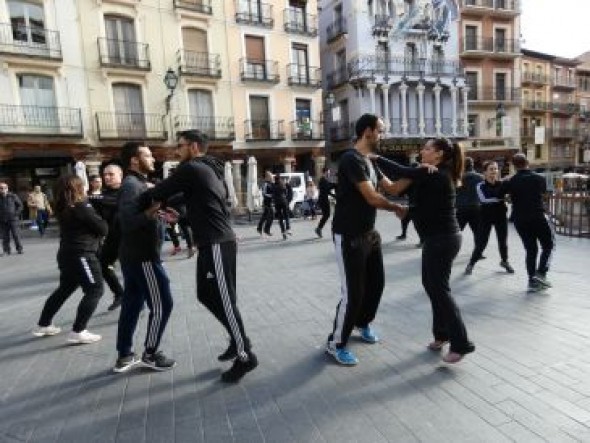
top-left (327, 114), bottom-right (406, 366)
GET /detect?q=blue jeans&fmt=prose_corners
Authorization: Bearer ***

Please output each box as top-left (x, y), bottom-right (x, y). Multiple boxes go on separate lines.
top-left (36, 210), bottom-right (49, 236)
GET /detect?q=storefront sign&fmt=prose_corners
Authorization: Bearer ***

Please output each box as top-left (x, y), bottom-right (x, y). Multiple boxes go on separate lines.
top-left (35, 168), bottom-right (59, 177)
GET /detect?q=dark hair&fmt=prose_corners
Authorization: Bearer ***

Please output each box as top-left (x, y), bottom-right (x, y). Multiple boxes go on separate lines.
top-left (430, 138), bottom-right (464, 186)
top-left (482, 160), bottom-right (497, 172)
top-left (355, 114), bottom-right (380, 139)
top-left (512, 153), bottom-right (528, 170)
top-left (178, 130), bottom-right (209, 154)
top-left (464, 157), bottom-right (474, 171)
top-left (322, 167), bottom-right (329, 174)
top-left (120, 141), bottom-right (144, 170)
top-left (89, 175), bottom-right (100, 182)
top-left (54, 175), bottom-right (85, 216)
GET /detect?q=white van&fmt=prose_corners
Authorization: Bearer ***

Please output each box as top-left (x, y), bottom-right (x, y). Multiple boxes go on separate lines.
top-left (279, 172), bottom-right (306, 217)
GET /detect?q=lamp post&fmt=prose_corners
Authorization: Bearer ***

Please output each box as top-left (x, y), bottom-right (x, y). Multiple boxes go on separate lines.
top-left (496, 102), bottom-right (506, 138)
top-left (164, 67), bottom-right (179, 143)
top-left (324, 92), bottom-right (335, 164)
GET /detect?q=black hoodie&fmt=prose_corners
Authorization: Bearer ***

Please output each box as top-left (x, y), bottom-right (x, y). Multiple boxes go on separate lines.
top-left (139, 155), bottom-right (236, 247)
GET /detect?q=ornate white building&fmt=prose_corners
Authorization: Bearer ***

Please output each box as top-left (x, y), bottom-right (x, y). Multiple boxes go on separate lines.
top-left (320, 0), bottom-right (468, 159)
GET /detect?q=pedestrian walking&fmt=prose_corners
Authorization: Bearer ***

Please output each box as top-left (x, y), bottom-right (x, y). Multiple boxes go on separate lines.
top-left (456, 157), bottom-right (483, 244)
top-left (88, 175), bottom-right (102, 197)
top-left (166, 193), bottom-right (195, 258)
top-left (114, 142), bottom-right (176, 373)
top-left (273, 175), bottom-right (290, 240)
top-left (315, 168), bottom-right (336, 238)
top-left (304, 178), bottom-right (318, 220)
top-left (326, 114), bottom-right (406, 366)
top-left (256, 171), bottom-right (274, 237)
top-left (33, 175), bottom-right (107, 344)
top-left (138, 130), bottom-right (258, 383)
top-left (374, 138), bottom-right (476, 363)
top-left (465, 161), bottom-right (514, 275)
top-left (0, 182), bottom-right (24, 256)
top-left (89, 163), bottom-right (125, 311)
top-left (500, 154), bottom-right (555, 292)
top-left (27, 185), bottom-right (52, 236)
top-left (396, 179), bottom-right (423, 247)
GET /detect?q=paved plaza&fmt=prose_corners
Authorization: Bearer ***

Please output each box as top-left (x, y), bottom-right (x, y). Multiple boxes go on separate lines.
top-left (1, 214), bottom-right (590, 442)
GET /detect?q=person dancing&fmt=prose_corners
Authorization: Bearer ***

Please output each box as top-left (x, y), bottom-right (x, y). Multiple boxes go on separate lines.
top-left (374, 138), bottom-right (475, 363)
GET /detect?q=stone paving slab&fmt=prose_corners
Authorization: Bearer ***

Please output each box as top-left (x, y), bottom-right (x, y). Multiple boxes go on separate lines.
top-left (1, 214), bottom-right (590, 442)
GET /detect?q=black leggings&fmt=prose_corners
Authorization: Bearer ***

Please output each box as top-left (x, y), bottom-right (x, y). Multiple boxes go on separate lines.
top-left (514, 217), bottom-right (555, 280)
top-left (469, 215), bottom-right (508, 265)
top-left (317, 201), bottom-right (331, 230)
top-left (167, 217), bottom-right (193, 249)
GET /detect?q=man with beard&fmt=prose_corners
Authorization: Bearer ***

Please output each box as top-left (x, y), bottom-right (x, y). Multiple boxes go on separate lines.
top-left (138, 130), bottom-right (257, 383)
top-left (326, 114), bottom-right (406, 366)
top-left (89, 163), bottom-right (125, 311)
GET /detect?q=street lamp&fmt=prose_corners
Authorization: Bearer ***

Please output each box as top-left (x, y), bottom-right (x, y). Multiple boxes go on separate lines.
top-left (496, 102), bottom-right (506, 137)
top-left (164, 67), bottom-right (179, 115)
top-left (324, 92), bottom-right (335, 162)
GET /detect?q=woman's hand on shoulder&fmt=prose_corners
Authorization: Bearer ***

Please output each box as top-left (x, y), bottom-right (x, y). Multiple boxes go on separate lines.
top-left (419, 163), bottom-right (438, 174)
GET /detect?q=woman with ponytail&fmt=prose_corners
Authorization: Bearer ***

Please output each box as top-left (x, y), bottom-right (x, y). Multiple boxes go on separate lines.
top-left (372, 138), bottom-right (475, 363)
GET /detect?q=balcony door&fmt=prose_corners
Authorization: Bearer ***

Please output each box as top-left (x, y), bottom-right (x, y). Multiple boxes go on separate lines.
top-left (495, 73), bottom-right (507, 100)
top-left (466, 72), bottom-right (478, 100)
top-left (291, 43), bottom-right (309, 83)
top-left (287, 4), bottom-right (306, 32)
top-left (249, 95), bottom-right (269, 139)
top-left (105, 15), bottom-right (137, 65)
top-left (113, 83), bottom-right (145, 138)
top-left (188, 89), bottom-right (213, 136)
top-left (465, 25), bottom-right (477, 51)
top-left (182, 27), bottom-right (208, 72)
top-left (295, 99), bottom-right (312, 138)
top-left (245, 35), bottom-right (265, 79)
top-left (8, 1), bottom-right (48, 55)
top-left (18, 74), bottom-right (57, 132)
top-left (239, 0), bottom-right (263, 21)
top-left (494, 28), bottom-right (506, 52)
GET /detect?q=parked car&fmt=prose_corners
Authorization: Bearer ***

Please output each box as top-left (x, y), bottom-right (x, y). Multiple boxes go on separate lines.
top-left (279, 172), bottom-right (306, 217)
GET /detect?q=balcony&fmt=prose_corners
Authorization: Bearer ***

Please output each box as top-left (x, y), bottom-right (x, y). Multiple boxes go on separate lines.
top-left (0, 105), bottom-right (82, 137)
top-left (580, 111), bottom-right (590, 121)
top-left (329, 122), bottom-right (353, 142)
top-left (95, 112), bottom-right (166, 140)
top-left (552, 76), bottom-right (577, 89)
top-left (173, 0), bottom-right (212, 15)
top-left (386, 118), bottom-right (461, 137)
top-left (326, 18), bottom-right (347, 43)
top-left (550, 128), bottom-right (578, 139)
top-left (98, 38), bottom-right (151, 71)
top-left (348, 55), bottom-right (463, 80)
top-left (244, 120), bottom-right (285, 141)
top-left (287, 64), bottom-right (321, 88)
top-left (551, 102), bottom-right (580, 115)
top-left (240, 58), bottom-right (279, 83)
top-left (177, 50), bottom-right (221, 78)
top-left (372, 15), bottom-right (394, 37)
top-left (460, 0), bottom-right (519, 16)
top-left (236, 3), bottom-right (273, 28)
top-left (0, 23), bottom-right (62, 60)
top-left (468, 87), bottom-right (521, 104)
top-left (460, 37), bottom-right (520, 58)
top-left (290, 120), bottom-right (324, 141)
top-left (283, 9), bottom-right (317, 36)
top-left (174, 116), bottom-right (234, 140)
top-left (522, 100), bottom-right (550, 112)
top-left (521, 72), bottom-right (549, 85)
top-left (326, 66), bottom-right (348, 89)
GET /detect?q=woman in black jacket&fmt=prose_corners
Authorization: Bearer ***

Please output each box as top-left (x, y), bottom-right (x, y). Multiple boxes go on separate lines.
top-left (373, 138), bottom-right (475, 363)
top-left (465, 161), bottom-right (514, 275)
top-left (33, 175), bottom-right (108, 344)
top-left (273, 175), bottom-right (290, 240)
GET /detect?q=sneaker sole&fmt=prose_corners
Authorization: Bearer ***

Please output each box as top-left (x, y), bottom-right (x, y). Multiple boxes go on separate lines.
top-left (113, 360), bottom-right (141, 373)
top-left (32, 330), bottom-right (61, 337)
top-left (141, 361), bottom-right (177, 371)
top-left (67, 337), bottom-right (101, 344)
top-left (325, 347), bottom-right (358, 366)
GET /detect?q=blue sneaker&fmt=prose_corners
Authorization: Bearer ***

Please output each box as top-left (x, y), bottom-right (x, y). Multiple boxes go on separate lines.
top-left (358, 326), bottom-right (379, 344)
top-left (326, 343), bottom-right (358, 366)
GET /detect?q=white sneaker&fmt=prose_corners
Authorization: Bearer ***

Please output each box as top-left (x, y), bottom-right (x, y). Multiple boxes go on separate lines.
top-left (32, 325), bottom-right (61, 337)
top-left (67, 330), bottom-right (102, 344)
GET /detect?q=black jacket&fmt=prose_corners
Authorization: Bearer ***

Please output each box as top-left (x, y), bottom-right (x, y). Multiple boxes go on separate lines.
top-left (260, 180), bottom-right (273, 207)
top-left (57, 201), bottom-right (108, 254)
top-left (90, 186), bottom-right (121, 250)
top-left (0, 192), bottom-right (23, 222)
top-left (476, 181), bottom-right (507, 219)
top-left (118, 171), bottom-right (161, 263)
top-left (500, 169), bottom-right (547, 222)
top-left (456, 170), bottom-right (483, 209)
top-left (318, 177), bottom-right (336, 205)
top-left (139, 156), bottom-right (236, 247)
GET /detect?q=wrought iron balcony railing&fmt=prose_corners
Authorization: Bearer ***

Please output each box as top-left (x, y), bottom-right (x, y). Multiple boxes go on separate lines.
top-left (461, 37), bottom-right (520, 54)
top-left (240, 58), bottom-right (279, 83)
top-left (173, 0), bottom-right (212, 14)
top-left (462, 0), bottom-right (519, 12)
top-left (326, 18), bottom-right (347, 43)
top-left (552, 76), bottom-right (577, 88)
top-left (550, 128), bottom-right (578, 138)
top-left (522, 72), bottom-right (549, 84)
top-left (523, 100), bottom-right (550, 111)
top-left (98, 38), bottom-right (151, 70)
top-left (287, 64), bottom-right (321, 88)
top-left (283, 8), bottom-right (317, 36)
top-left (244, 119), bottom-right (285, 141)
top-left (326, 66), bottom-right (348, 89)
top-left (0, 23), bottom-right (62, 59)
top-left (174, 116), bottom-right (235, 140)
top-left (372, 15), bottom-right (394, 35)
top-left (0, 105), bottom-right (82, 136)
top-left (177, 50), bottom-right (221, 78)
top-left (550, 102), bottom-right (580, 114)
top-left (290, 120), bottom-right (324, 140)
top-left (467, 87), bottom-right (521, 102)
top-left (348, 55), bottom-right (463, 79)
top-left (95, 112), bottom-right (166, 140)
top-left (236, 3), bottom-right (273, 28)
top-left (329, 122), bottom-right (353, 142)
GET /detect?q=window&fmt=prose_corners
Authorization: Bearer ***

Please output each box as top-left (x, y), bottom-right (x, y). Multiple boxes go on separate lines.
top-left (18, 74), bottom-right (57, 131)
top-left (291, 43), bottom-right (309, 83)
top-left (244, 35), bottom-right (266, 79)
top-left (104, 15), bottom-right (137, 65)
top-left (465, 26), bottom-right (477, 50)
top-left (468, 114), bottom-right (478, 137)
top-left (535, 145), bottom-right (541, 159)
top-left (466, 72), bottom-right (478, 100)
top-left (295, 98), bottom-right (312, 137)
top-left (188, 89), bottom-right (213, 134)
top-left (495, 73), bottom-right (507, 100)
top-left (8, 1), bottom-right (45, 44)
top-left (494, 28), bottom-right (506, 52)
top-left (249, 95), bottom-right (270, 138)
top-left (286, 2), bottom-right (307, 32)
top-left (112, 83), bottom-right (145, 138)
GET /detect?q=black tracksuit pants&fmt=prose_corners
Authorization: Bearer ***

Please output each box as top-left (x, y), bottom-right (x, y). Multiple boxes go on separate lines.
top-left (329, 230), bottom-right (384, 349)
top-left (514, 216), bottom-right (555, 280)
top-left (38, 251), bottom-right (104, 332)
top-left (99, 235), bottom-right (124, 299)
top-left (117, 260), bottom-right (173, 357)
top-left (317, 200), bottom-right (331, 230)
top-left (422, 233), bottom-right (472, 354)
top-left (1, 220), bottom-right (22, 253)
top-left (457, 206), bottom-right (481, 240)
top-left (275, 203), bottom-right (290, 233)
top-left (257, 205), bottom-right (274, 234)
top-left (197, 240), bottom-right (251, 361)
top-left (168, 217), bottom-right (194, 249)
top-left (469, 214), bottom-right (508, 265)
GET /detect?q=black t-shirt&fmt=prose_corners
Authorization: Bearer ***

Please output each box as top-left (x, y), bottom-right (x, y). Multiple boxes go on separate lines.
top-left (332, 149), bottom-right (382, 236)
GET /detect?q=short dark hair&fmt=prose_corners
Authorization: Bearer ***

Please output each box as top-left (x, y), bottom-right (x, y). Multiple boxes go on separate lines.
top-left (512, 153), bottom-right (528, 170)
top-left (464, 157), bottom-right (474, 171)
top-left (89, 175), bottom-right (100, 182)
top-left (355, 114), bottom-right (380, 139)
top-left (120, 141), bottom-right (144, 170)
top-left (482, 160), bottom-right (497, 172)
top-left (178, 130), bottom-right (209, 154)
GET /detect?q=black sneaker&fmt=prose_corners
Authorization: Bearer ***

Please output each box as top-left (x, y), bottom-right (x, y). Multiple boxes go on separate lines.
top-left (113, 353), bottom-right (141, 373)
top-left (315, 227), bottom-right (322, 238)
top-left (141, 351), bottom-right (176, 371)
top-left (218, 342), bottom-right (237, 362)
top-left (533, 274), bottom-right (552, 288)
top-left (107, 297), bottom-right (122, 311)
top-left (465, 263), bottom-right (474, 275)
top-left (527, 279), bottom-right (544, 293)
top-left (396, 234), bottom-right (406, 240)
top-left (500, 261), bottom-right (515, 274)
top-left (221, 352), bottom-right (258, 383)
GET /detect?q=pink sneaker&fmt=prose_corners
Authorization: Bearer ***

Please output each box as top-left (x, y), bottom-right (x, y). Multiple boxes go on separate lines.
top-left (442, 352), bottom-right (464, 363)
top-left (170, 246), bottom-right (181, 256)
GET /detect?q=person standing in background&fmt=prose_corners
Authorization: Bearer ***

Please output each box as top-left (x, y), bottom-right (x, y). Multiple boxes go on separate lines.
top-left (315, 168), bottom-right (336, 238)
top-left (27, 185), bottom-right (52, 236)
top-left (0, 182), bottom-right (24, 256)
top-left (455, 157), bottom-right (483, 244)
top-left (88, 175), bottom-right (102, 197)
top-left (256, 171), bottom-right (274, 237)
